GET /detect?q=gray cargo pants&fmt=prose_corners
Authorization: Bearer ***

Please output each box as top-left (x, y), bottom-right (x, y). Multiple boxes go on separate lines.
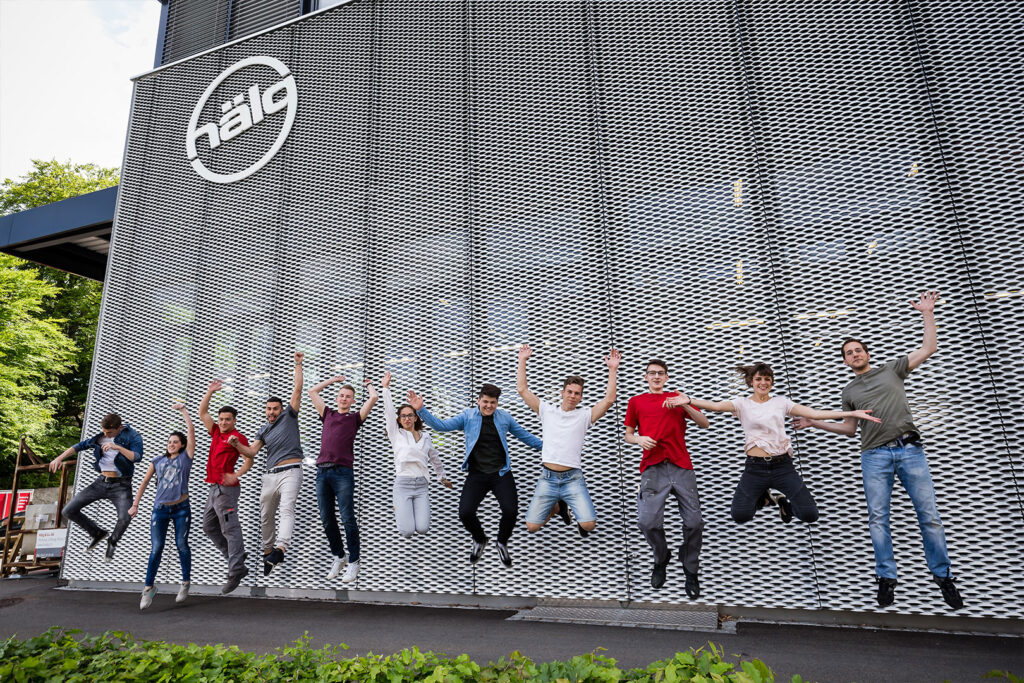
top-left (637, 461), bottom-right (704, 574)
top-left (203, 484), bottom-right (246, 577)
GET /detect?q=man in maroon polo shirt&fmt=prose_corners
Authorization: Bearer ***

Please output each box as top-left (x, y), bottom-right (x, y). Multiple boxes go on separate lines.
top-left (624, 359), bottom-right (709, 596)
top-left (198, 379), bottom-right (254, 594)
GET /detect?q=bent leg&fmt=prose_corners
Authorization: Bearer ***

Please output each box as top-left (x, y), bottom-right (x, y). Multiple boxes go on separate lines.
top-left (524, 473), bottom-right (558, 532)
top-left (203, 489), bottom-right (228, 557)
top-left (562, 470), bottom-right (596, 528)
top-left (62, 478), bottom-right (107, 540)
top-left (730, 463), bottom-right (767, 523)
top-left (393, 478), bottom-right (417, 538)
top-left (772, 459), bottom-right (819, 523)
top-left (411, 481), bottom-right (431, 535)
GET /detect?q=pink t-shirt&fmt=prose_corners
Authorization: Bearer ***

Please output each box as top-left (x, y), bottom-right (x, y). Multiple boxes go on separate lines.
top-left (731, 395), bottom-right (795, 455)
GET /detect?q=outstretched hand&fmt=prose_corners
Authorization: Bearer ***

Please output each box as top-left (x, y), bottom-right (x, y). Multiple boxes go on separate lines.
top-left (662, 393), bottom-right (691, 409)
top-left (47, 457), bottom-right (64, 473)
top-left (294, 351), bottom-right (305, 364)
top-left (172, 402), bottom-right (185, 412)
top-left (791, 416), bottom-right (813, 430)
top-left (381, 371), bottom-right (392, 389)
top-left (406, 390), bottom-right (424, 411)
top-left (518, 344), bottom-right (533, 362)
top-left (853, 409), bottom-right (882, 424)
top-left (911, 290), bottom-right (939, 314)
top-left (208, 379), bottom-right (224, 393)
top-left (605, 348), bottom-right (621, 371)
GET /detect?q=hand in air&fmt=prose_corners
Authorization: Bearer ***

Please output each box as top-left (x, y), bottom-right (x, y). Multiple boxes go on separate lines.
top-left (406, 391), bottom-right (425, 411)
top-left (662, 393), bottom-right (690, 409)
top-left (208, 379), bottom-right (224, 393)
top-left (172, 402), bottom-right (185, 411)
top-left (294, 351), bottom-right (304, 364)
top-left (605, 348), bottom-right (621, 371)
top-left (854, 409), bottom-right (882, 424)
top-left (910, 290), bottom-right (939, 314)
top-left (518, 344), bottom-right (533, 361)
top-left (47, 458), bottom-right (64, 473)
top-left (381, 371), bottom-right (392, 389)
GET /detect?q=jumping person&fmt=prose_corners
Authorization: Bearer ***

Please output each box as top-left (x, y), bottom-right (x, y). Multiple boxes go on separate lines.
top-left (624, 359), bottom-right (709, 596)
top-left (664, 363), bottom-right (880, 527)
top-left (309, 374), bottom-right (379, 583)
top-left (198, 379), bottom-right (253, 595)
top-left (49, 412), bottom-right (144, 563)
top-left (129, 403), bottom-right (196, 609)
top-left (516, 344), bottom-right (619, 537)
top-left (380, 371), bottom-right (452, 538)
top-left (227, 352), bottom-right (305, 577)
top-left (793, 291), bottom-right (964, 609)
top-left (409, 383), bottom-right (542, 567)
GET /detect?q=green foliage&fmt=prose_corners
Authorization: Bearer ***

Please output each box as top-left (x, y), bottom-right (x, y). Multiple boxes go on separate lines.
top-left (0, 628), bottom-right (800, 683)
top-left (0, 159), bottom-right (119, 215)
top-left (986, 671), bottom-right (1023, 683)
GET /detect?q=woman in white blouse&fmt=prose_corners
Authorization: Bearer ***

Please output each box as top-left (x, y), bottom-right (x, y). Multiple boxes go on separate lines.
top-left (663, 363), bottom-right (879, 524)
top-left (380, 371), bottom-right (452, 537)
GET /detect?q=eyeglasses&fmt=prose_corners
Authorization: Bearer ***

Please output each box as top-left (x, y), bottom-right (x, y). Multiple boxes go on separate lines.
top-left (399, 414), bottom-right (417, 420)
top-left (646, 371), bottom-right (667, 377)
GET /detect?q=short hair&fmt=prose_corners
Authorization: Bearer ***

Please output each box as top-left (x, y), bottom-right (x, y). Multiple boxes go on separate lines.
top-left (735, 363), bottom-right (774, 387)
top-left (167, 430), bottom-right (188, 455)
top-left (338, 384), bottom-right (356, 396)
top-left (840, 338), bottom-right (869, 359)
top-left (646, 359), bottom-right (668, 374)
top-left (395, 404), bottom-right (424, 432)
top-left (266, 396), bottom-right (284, 406)
top-left (562, 375), bottom-right (585, 390)
top-left (218, 406), bottom-right (238, 418)
top-left (479, 383), bottom-right (502, 399)
top-left (100, 413), bottom-right (122, 430)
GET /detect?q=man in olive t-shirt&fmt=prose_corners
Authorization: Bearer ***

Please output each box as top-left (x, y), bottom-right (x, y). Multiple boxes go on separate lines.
top-left (794, 292), bottom-right (962, 610)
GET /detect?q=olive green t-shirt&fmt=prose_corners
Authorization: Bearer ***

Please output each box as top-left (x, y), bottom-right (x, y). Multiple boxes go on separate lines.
top-left (842, 355), bottom-right (918, 451)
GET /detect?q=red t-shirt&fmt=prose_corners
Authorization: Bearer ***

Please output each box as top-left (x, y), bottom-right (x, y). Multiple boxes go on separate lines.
top-left (205, 425), bottom-right (249, 485)
top-left (624, 392), bottom-right (701, 472)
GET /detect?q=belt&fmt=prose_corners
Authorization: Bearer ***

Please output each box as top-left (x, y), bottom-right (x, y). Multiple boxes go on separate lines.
top-left (745, 454), bottom-right (790, 465)
top-left (881, 431), bottom-right (920, 448)
top-left (268, 464), bottom-right (301, 474)
top-left (102, 474), bottom-right (127, 481)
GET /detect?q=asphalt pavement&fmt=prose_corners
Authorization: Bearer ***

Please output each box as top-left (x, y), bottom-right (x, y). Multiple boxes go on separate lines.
top-left (0, 577), bottom-right (1020, 683)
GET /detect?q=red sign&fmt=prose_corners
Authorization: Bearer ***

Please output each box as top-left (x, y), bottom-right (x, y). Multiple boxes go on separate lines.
top-left (1, 490), bottom-right (33, 518)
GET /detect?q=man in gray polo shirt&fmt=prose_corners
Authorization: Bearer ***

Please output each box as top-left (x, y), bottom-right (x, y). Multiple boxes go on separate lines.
top-left (794, 291), bottom-right (963, 610)
top-left (229, 351), bottom-right (305, 576)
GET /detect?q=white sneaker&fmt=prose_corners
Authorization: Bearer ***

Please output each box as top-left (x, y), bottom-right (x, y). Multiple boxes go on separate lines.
top-left (341, 561), bottom-right (359, 583)
top-left (176, 581), bottom-right (190, 603)
top-left (140, 585), bottom-right (157, 610)
top-left (326, 555), bottom-right (348, 580)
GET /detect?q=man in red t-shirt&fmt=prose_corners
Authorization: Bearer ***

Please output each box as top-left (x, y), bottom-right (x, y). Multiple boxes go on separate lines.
top-left (198, 380), bottom-right (254, 595)
top-left (624, 359), bottom-right (708, 596)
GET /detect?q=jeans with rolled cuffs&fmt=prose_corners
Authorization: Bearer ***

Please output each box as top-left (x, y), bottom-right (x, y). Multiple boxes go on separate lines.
top-left (316, 465), bottom-right (359, 563)
top-left (731, 455), bottom-right (818, 523)
top-left (861, 441), bottom-right (951, 579)
top-left (145, 500), bottom-right (192, 586)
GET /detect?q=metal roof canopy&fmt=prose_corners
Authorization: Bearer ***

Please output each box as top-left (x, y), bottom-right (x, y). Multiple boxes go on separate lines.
top-left (0, 186), bottom-right (117, 281)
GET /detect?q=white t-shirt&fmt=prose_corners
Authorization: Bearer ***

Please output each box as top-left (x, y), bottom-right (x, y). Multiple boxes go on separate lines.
top-left (98, 437), bottom-right (118, 471)
top-left (731, 395), bottom-right (796, 455)
top-left (538, 401), bottom-right (593, 469)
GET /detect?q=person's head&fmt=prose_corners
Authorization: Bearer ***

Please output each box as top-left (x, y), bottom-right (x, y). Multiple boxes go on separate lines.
top-left (644, 360), bottom-right (669, 392)
top-left (265, 397), bottom-right (285, 423)
top-left (736, 363), bottom-right (774, 395)
top-left (561, 375), bottom-right (585, 410)
top-left (217, 406), bottom-right (238, 433)
top-left (336, 385), bottom-right (356, 412)
top-left (396, 403), bottom-right (423, 432)
top-left (477, 384), bottom-right (501, 416)
top-left (166, 430), bottom-right (188, 456)
top-left (100, 413), bottom-right (123, 439)
top-left (840, 338), bottom-right (871, 373)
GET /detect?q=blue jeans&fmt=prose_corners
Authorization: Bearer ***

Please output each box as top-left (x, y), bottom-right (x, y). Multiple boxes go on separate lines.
top-left (145, 500), bottom-right (192, 586)
top-left (315, 466), bottom-right (359, 562)
top-left (525, 468), bottom-right (596, 525)
top-left (861, 442), bottom-right (951, 579)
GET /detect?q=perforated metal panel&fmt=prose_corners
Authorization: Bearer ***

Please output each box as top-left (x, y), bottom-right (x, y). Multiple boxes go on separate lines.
top-left (65, 0), bottom-right (1022, 621)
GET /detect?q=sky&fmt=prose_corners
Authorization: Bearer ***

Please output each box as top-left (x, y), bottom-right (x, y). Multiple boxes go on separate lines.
top-left (0, 0), bottom-right (162, 181)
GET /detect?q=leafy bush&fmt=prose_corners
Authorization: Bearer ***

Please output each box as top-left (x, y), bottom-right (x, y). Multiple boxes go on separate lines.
top-left (0, 628), bottom-right (807, 682)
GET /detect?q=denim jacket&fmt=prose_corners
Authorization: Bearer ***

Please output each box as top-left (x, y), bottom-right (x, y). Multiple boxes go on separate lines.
top-left (417, 406), bottom-right (542, 476)
top-left (73, 424), bottom-right (144, 478)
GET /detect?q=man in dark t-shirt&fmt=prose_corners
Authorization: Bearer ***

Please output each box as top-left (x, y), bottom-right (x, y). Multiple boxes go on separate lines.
top-left (309, 373), bottom-right (379, 584)
top-left (410, 382), bottom-right (542, 567)
top-left (795, 291), bottom-right (963, 610)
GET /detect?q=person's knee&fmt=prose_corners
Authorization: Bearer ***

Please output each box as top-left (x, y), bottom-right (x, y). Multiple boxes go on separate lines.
top-left (398, 528), bottom-right (414, 539)
top-left (731, 504), bottom-right (755, 523)
top-left (525, 522), bottom-right (542, 533)
top-left (579, 521), bottom-right (596, 532)
top-left (798, 510), bottom-right (819, 523)
top-left (685, 515), bottom-right (705, 533)
top-left (415, 522), bottom-right (430, 535)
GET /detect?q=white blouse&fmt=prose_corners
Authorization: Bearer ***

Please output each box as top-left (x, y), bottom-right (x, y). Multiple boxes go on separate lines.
top-left (731, 395), bottom-right (796, 456)
top-left (382, 388), bottom-right (446, 481)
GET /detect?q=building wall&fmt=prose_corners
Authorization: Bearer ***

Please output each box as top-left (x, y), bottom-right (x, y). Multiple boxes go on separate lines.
top-left (64, 0), bottom-right (1022, 620)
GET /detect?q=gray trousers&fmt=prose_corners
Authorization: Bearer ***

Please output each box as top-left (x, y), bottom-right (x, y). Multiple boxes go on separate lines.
top-left (393, 476), bottom-right (430, 537)
top-left (637, 461), bottom-right (704, 574)
top-left (203, 484), bottom-right (246, 576)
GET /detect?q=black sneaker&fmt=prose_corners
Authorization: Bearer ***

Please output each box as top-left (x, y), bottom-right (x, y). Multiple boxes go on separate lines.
top-left (651, 558), bottom-right (669, 589)
top-left (876, 576), bottom-right (898, 607)
top-left (755, 491), bottom-right (773, 511)
top-left (263, 548), bottom-right (284, 576)
top-left (684, 570), bottom-right (701, 599)
top-left (222, 567), bottom-right (249, 595)
top-left (934, 574), bottom-right (964, 610)
top-left (576, 522), bottom-right (590, 538)
top-left (773, 493), bottom-right (793, 523)
top-left (86, 531), bottom-right (109, 552)
top-left (556, 501), bottom-right (572, 526)
top-left (469, 538), bottom-right (488, 564)
top-left (104, 540), bottom-right (116, 564)
top-left (495, 541), bottom-right (513, 567)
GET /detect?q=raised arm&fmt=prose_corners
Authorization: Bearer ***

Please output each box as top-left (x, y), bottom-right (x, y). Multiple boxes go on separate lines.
top-left (227, 435), bottom-right (261, 459)
top-left (516, 344), bottom-right (541, 414)
top-left (408, 392), bottom-right (467, 432)
top-left (290, 352), bottom-right (304, 413)
top-left (198, 379), bottom-right (222, 432)
top-left (791, 415), bottom-right (859, 436)
top-left (174, 403), bottom-right (196, 458)
top-left (359, 377), bottom-right (380, 422)
top-left (790, 404), bottom-right (880, 424)
top-left (309, 374), bottom-right (345, 418)
top-left (907, 290), bottom-right (939, 371)
top-left (128, 463), bottom-right (156, 518)
top-left (507, 414), bottom-right (543, 451)
top-left (381, 373), bottom-right (399, 443)
top-left (590, 348), bottom-right (620, 423)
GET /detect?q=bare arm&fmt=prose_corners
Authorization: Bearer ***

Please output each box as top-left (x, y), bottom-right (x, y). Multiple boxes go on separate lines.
top-left (624, 425), bottom-right (657, 450)
top-left (359, 378), bottom-right (379, 422)
top-left (47, 446), bottom-right (78, 473)
top-left (907, 291), bottom-right (939, 371)
top-left (290, 352), bottom-right (304, 413)
top-left (309, 374), bottom-right (345, 418)
top-left (198, 380), bottom-right (222, 433)
top-left (662, 393), bottom-right (712, 429)
top-left (792, 415), bottom-right (859, 436)
top-left (790, 404), bottom-right (880, 424)
top-left (590, 348), bottom-right (620, 423)
top-left (128, 464), bottom-right (156, 517)
top-left (174, 403), bottom-right (196, 457)
top-left (228, 436), bottom-right (262, 459)
top-left (516, 344), bottom-right (541, 414)
top-left (380, 374), bottom-right (399, 443)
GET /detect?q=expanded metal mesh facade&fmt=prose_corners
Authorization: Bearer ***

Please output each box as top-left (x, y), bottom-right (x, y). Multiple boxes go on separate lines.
top-left (65, 0), bottom-right (1022, 621)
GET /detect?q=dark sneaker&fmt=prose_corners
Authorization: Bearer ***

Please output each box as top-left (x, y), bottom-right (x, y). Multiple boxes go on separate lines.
top-left (684, 570), bottom-right (701, 599)
top-left (755, 491), bottom-right (773, 511)
top-left (495, 541), bottom-right (513, 567)
top-left (222, 568), bottom-right (249, 595)
top-left (87, 531), bottom-right (109, 552)
top-left (934, 574), bottom-right (964, 610)
top-left (104, 540), bottom-right (116, 564)
top-left (651, 558), bottom-right (669, 589)
top-left (556, 501), bottom-right (572, 526)
top-left (771, 493), bottom-right (793, 523)
top-left (876, 576), bottom-right (898, 607)
top-left (576, 522), bottom-right (591, 538)
top-left (263, 548), bottom-right (284, 576)
top-left (469, 538), bottom-right (488, 564)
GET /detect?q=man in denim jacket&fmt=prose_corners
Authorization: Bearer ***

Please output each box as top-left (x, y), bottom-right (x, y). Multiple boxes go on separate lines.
top-left (49, 412), bottom-right (144, 562)
top-left (408, 383), bottom-right (541, 567)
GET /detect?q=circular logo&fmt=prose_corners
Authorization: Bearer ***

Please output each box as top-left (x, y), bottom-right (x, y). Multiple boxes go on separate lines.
top-left (185, 56), bottom-right (297, 184)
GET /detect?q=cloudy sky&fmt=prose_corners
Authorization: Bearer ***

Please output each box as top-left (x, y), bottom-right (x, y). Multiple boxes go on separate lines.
top-left (0, 0), bottom-right (161, 180)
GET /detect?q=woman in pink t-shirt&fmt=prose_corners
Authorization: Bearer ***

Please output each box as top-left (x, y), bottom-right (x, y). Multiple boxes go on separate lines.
top-left (664, 363), bottom-right (879, 524)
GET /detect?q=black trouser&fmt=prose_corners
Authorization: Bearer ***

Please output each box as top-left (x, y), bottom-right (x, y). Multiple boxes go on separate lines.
top-left (458, 470), bottom-right (518, 544)
top-left (731, 455), bottom-right (818, 523)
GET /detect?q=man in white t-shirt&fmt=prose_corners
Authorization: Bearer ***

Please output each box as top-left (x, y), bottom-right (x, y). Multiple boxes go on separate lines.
top-left (516, 344), bottom-right (620, 536)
